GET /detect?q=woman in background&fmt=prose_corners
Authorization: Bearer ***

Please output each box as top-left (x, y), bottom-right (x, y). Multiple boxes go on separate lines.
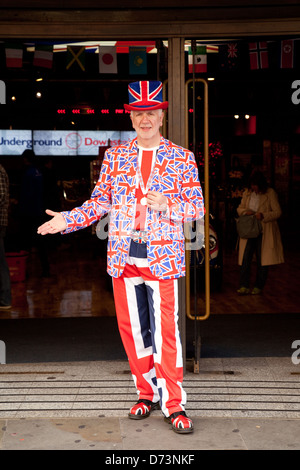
top-left (237, 171), bottom-right (284, 295)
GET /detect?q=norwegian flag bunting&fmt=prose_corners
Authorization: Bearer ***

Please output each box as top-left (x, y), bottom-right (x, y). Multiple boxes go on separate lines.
top-left (248, 42), bottom-right (269, 70)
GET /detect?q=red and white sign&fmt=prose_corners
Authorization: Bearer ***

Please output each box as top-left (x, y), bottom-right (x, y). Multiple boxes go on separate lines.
top-left (0, 129), bottom-right (136, 156)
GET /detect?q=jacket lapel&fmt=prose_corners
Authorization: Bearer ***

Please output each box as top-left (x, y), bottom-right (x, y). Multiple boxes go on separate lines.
top-left (120, 139), bottom-right (138, 195)
top-left (151, 137), bottom-right (172, 189)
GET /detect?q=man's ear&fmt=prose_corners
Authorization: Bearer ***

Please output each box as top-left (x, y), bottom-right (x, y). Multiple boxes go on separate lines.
top-left (160, 111), bottom-right (164, 127)
top-left (129, 111), bottom-right (134, 127)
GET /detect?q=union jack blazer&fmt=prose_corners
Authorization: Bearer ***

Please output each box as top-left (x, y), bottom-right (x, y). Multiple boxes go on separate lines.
top-left (62, 136), bottom-right (204, 279)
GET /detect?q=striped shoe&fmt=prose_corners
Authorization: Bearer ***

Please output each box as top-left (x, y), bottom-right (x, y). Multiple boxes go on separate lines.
top-left (128, 399), bottom-right (160, 420)
top-left (165, 411), bottom-right (194, 434)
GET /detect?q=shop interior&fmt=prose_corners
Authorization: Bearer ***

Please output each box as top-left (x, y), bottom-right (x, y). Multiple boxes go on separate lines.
top-left (0, 37), bottom-right (299, 327)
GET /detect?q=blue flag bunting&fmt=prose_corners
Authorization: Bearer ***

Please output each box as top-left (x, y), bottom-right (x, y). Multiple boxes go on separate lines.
top-left (129, 47), bottom-right (147, 75)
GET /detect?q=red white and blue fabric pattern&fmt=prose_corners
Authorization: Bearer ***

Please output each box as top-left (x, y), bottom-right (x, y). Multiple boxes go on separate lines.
top-left (124, 81), bottom-right (168, 111)
top-left (61, 136), bottom-right (204, 279)
top-left (113, 240), bottom-right (186, 417)
top-left (167, 411), bottom-right (194, 433)
top-left (129, 400), bottom-right (155, 419)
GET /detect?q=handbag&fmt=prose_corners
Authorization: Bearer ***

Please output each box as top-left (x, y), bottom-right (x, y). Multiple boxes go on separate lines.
top-left (236, 214), bottom-right (262, 239)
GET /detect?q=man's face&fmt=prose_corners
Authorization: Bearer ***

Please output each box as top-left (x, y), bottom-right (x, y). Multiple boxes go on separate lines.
top-left (130, 109), bottom-right (164, 147)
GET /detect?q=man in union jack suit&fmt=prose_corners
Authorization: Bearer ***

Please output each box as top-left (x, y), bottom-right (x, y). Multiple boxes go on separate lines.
top-left (38, 80), bottom-right (204, 434)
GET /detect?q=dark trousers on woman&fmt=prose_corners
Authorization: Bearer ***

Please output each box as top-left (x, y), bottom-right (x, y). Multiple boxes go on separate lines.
top-left (240, 234), bottom-right (269, 290)
top-left (0, 227), bottom-right (11, 307)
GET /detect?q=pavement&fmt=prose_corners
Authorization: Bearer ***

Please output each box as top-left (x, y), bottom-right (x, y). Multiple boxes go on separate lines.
top-left (0, 356), bottom-right (300, 452)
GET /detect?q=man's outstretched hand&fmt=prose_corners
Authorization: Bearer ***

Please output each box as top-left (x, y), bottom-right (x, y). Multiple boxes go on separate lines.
top-left (37, 209), bottom-right (67, 235)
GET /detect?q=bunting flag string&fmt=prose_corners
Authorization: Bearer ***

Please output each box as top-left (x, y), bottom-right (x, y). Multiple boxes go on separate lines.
top-left (33, 45), bottom-right (53, 69)
top-left (248, 42), bottom-right (269, 70)
top-left (280, 39), bottom-right (294, 68)
top-left (66, 45), bottom-right (85, 71)
top-left (218, 42), bottom-right (247, 71)
top-left (99, 46), bottom-right (117, 74)
top-left (1, 40), bottom-right (300, 74)
top-left (5, 43), bottom-right (23, 68)
top-left (129, 46), bottom-right (147, 75)
top-left (188, 46), bottom-right (207, 73)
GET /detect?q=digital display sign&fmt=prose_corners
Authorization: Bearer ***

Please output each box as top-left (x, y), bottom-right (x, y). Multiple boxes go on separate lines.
top-left (0, 129), bottom-right (136, 156)
top-left (56, 108), bottom-right (131, 115)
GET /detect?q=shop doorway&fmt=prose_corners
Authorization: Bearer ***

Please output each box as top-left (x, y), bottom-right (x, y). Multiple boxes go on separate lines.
top-left (183, 38), bottom-right (299, 321)
top-left (0, 37), bottom-right (299, 322)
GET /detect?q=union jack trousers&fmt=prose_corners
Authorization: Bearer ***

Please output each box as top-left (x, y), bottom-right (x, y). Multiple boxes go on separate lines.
top-left (113, 240), bottom-right (186, 417)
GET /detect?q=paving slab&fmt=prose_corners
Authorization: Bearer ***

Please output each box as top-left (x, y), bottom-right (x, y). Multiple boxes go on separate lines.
top-left (1, 415), bottom-right (299, 451)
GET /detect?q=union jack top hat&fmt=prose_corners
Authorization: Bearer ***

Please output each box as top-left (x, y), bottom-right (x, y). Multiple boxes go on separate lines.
top-left (124, 81), bottom-right (168, 111)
